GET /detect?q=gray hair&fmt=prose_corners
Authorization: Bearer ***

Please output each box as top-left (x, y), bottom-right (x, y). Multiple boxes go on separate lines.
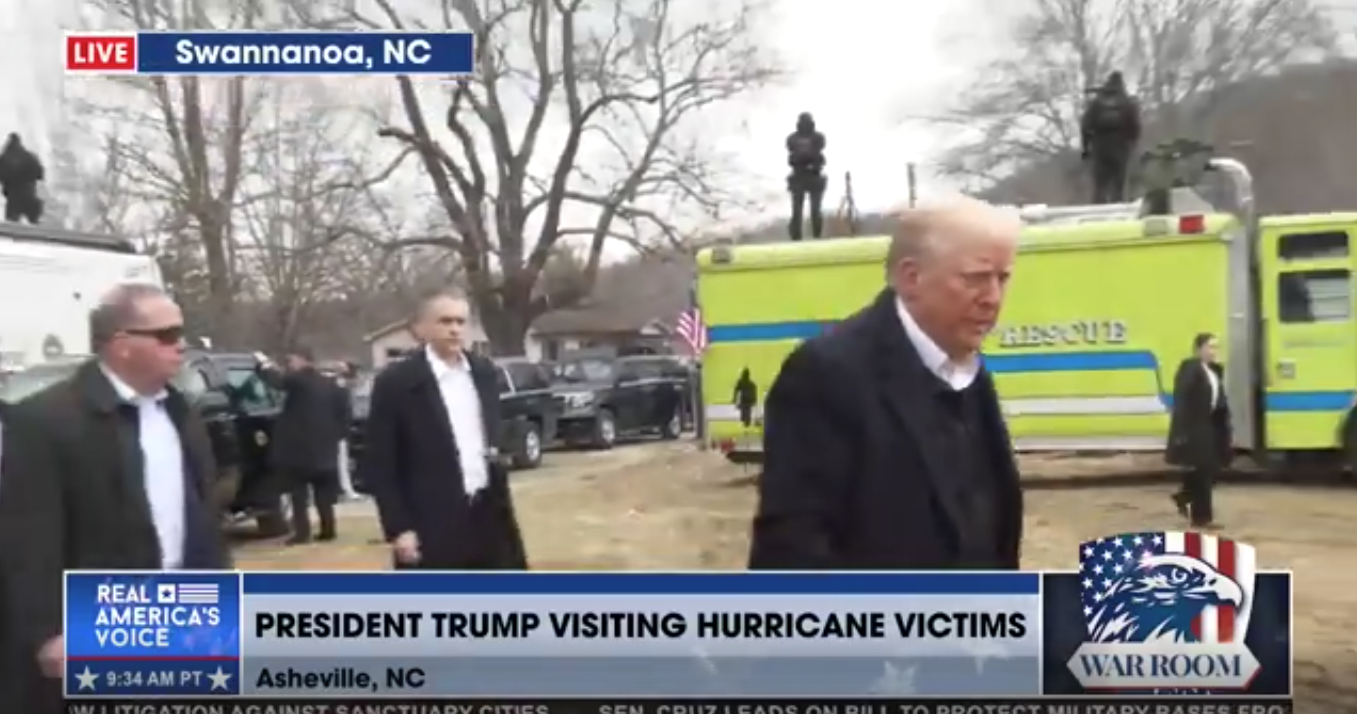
top-left (885, 198), bottom-right (1022, 282)
top-left (89, 283), bottom-right (170, 351)
top-left (413, 288), bottom-right (470, 323)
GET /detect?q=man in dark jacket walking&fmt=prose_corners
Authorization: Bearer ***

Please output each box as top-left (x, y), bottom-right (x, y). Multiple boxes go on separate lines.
top-left (256, 347), bottom-right (349, 544)
top-left (1167, 332), bottom-right (1231, 528)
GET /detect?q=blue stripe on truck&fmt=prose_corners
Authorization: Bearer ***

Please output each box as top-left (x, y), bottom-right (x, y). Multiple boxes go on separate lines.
top-left (706, 320), bottom-right (1353, 413)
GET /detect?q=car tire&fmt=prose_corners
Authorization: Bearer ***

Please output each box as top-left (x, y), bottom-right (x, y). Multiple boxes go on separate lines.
top-left (592, 409), bottom-right (617, 450)
top-left (513, 420), bottom-right (544, 470)
top-left (659, 407), bottom-right (682, 440)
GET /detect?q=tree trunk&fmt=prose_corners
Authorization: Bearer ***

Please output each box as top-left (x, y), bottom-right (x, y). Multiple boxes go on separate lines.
top-left (479, 291), bottom-right (532, 357)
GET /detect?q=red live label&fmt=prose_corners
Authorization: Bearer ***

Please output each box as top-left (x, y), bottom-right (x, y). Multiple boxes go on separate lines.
top-left (65, 34), bottom-right (137, 72)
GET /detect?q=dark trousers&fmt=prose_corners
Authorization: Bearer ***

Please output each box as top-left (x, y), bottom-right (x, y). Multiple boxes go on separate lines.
top-left (1090, 151), bottom-right (1129, 204)
top-left (289, 468), bottom-right (338, 538)
top-left (392, 493), bottom-right (507, 570)
top-left (3, 192), bottom-right (41, 223)
top-left (788, 174), bottom-right (825, 240)
top-left (1178, 464), bottom-right (1216, 526)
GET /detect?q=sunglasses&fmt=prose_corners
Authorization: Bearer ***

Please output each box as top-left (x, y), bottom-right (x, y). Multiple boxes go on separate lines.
top-left (121, 325), bottom-right (185, 345)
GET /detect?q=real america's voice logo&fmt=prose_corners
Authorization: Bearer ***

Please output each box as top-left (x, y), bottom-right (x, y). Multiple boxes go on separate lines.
top-left (1068, 531), bottom-right (1260, 691)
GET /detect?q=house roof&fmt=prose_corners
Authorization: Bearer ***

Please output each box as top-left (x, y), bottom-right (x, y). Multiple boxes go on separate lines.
top-left (532, 257), bottom-right (694, 336)
top-left (363, 319), bottom-right (412, 342)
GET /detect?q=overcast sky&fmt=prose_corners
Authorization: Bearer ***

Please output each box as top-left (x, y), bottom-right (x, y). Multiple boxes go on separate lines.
top-left (0, 0), bottom-right (996, 238)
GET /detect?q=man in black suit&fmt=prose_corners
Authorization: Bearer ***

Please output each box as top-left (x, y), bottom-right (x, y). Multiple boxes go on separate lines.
top-left (362, 291), bottom-right (528, 570)
top-left (1167, 332), bottom-right (1230, 529)
top-left (0, 283), bottom-right (230, 713)
top-left (256, 346), bottom-right (349, 544)
top-left (750, 200), bottom-right (1024, 570)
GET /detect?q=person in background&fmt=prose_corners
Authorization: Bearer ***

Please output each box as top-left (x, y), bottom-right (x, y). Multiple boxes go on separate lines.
top-left (1080, 71), bottom-right (1141, 204)
top-left (749, 199), bottom-right (1025, 570)
top-left (255, 346), bottom-right (347, 544)
top-left (1167, 332), bottom-right (1230, 529)
top-left (361, 291), bottom-right (528, 570)
top-left (0, 283), bottom-right (229, 714)
top-left (333, 362), bottom-right (363, 501)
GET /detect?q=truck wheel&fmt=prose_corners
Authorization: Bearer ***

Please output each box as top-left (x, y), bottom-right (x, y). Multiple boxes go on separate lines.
top-left (592, 409), bottom-right (617, 450)
top-left (660, 407), bottom-right (682, 440)
top-left (513, 421), bottom-right (544, 470)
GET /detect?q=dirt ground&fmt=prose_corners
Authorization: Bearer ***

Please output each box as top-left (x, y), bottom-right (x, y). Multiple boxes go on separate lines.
top-left (235, 443), bottom-right (1357, 710)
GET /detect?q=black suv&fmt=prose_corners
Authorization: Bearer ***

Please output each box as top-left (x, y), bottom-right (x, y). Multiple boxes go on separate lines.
top-left (0, 351), bottom-right (278, 525)
top-left (493, 358), bottom-right (560, 469)
top-left (175, 351), bottom-right (286, 528)
top-left (551, 354), bottom-right (687, 449)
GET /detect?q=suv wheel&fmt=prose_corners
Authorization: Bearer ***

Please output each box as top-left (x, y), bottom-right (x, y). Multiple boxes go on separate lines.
top-left (592, 409), bottom-right (617, 450)
top-left (660, 408), bottom-right (681, 440)
top-left (513, 421), bottom-right (544, 469)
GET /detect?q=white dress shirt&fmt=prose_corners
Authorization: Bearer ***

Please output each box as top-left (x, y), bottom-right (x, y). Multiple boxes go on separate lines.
top-left (101, 365), bottom-right (185, 568)
top-left (426, 346), bottom-right (489, 496)
top-left (1203, 362), bottom-right (1220, 410)
top-left (896, 298), bottom-right (980, 391)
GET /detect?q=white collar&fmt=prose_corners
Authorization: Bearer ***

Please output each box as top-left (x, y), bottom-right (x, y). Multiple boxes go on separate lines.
top-left (895, 298), bottom-right (979, 391)
top-left (425, 345), bottom-right (470, 379)
top-left (99, 363), bottom-right (167, 404)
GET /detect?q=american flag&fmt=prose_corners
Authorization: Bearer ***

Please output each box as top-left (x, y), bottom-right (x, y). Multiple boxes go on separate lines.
top-left (1078, 531), bottom-right (1255, 644)
top-left (675, 305), bottom-right (708, 356)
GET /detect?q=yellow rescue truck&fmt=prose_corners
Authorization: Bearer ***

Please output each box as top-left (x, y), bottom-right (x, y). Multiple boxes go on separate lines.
top-left (697, 158), bottom-right (1357, 467)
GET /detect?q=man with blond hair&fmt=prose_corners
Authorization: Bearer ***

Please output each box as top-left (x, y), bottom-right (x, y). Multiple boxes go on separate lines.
top-left (749, 197), bottom-right (1026, 570)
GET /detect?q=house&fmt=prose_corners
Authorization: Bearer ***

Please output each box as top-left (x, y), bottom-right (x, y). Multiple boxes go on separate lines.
top-left (529, 256), bottom-right (695, 360)
top-left (363, 256), bottom-right (695, 365)
top-left (363, 311), bottom-right (489, 368)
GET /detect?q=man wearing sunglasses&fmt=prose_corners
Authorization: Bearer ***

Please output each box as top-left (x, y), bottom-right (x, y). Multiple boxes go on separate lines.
top-left (0, 283), bottom-right (230, 714)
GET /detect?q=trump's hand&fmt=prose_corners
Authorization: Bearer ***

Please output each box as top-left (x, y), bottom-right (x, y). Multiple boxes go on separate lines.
top-left (38, 635), bottom-right (63, 678)
top-left (393, 531), bottom-right (421, 564)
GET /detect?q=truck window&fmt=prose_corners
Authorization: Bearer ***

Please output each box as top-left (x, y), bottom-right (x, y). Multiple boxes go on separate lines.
top-left (508, 363), bottom-right (548, 391)
top-left (496, 366), bottom-right (512, 394)
top-left (1278, 231), bottom-right (1348, 260)
top-left (624, 360), bottom-right (664, 380)
top-left (174, 367), bottom-right (211, 399)
top-left (1278, 269), bottom-right (1351, 323)
top-left (227, 368), bottom-right (276, 408)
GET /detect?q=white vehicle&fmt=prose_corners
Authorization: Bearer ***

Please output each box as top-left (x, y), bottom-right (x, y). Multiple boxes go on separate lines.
top-left (0, 221), bottom-right (163, 369)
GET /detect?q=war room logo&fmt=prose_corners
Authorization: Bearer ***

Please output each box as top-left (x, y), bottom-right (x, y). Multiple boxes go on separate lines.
top-left (1068, 531), bottom-right (1260, 691)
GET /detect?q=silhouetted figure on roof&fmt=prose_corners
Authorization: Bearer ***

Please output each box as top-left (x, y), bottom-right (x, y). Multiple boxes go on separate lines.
top-left (786, 113), bottom-right (826, 241)
top-left (1081, 72), bottom-right (1141, 204)
top-left (0, 134), bottom-right (44, 224)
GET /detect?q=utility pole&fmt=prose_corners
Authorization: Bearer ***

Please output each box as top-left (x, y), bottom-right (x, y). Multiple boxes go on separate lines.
top-left (907, 163), bottom-right (918, 207)
top-left (836, 171), bottom-right (859, 236)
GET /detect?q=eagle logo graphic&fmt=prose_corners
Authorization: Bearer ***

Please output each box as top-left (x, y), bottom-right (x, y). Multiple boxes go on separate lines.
top-left (1087, 553), bottom-right (1243, 643)
top-left (1068, 532), bottom-right (1262, 693)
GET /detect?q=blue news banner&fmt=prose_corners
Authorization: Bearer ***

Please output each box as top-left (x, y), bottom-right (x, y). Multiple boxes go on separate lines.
top-left (64, 568), bottom-right (1292, 698)
top-left (133, 31), bottom-right (474, 75)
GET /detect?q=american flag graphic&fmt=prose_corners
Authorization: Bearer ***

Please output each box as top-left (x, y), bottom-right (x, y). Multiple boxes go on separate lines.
top-left (1078, 531), bottom-right (1255, 644)
top-left (173, 583), bottom-right (220, 605)
top-left (675, 305), bottom-right (708, 356)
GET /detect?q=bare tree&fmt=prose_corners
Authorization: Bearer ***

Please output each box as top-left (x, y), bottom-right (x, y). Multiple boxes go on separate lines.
top-left (72, 0), bottom-right (338, 343)
top-left (295, 0), bottom-right (780, 354)
top-left (930, 0), bottom-right (1337, 194)
top-left (235, 86), bottom-right (411, 351)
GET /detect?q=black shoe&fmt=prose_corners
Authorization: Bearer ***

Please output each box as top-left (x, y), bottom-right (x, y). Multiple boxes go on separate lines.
top-left (1171, 493), bottom-right (1189, 518)
top-left (317, 532), bottom-right (338, 542)
top-left (285, 535), bottom-right (313, 546)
